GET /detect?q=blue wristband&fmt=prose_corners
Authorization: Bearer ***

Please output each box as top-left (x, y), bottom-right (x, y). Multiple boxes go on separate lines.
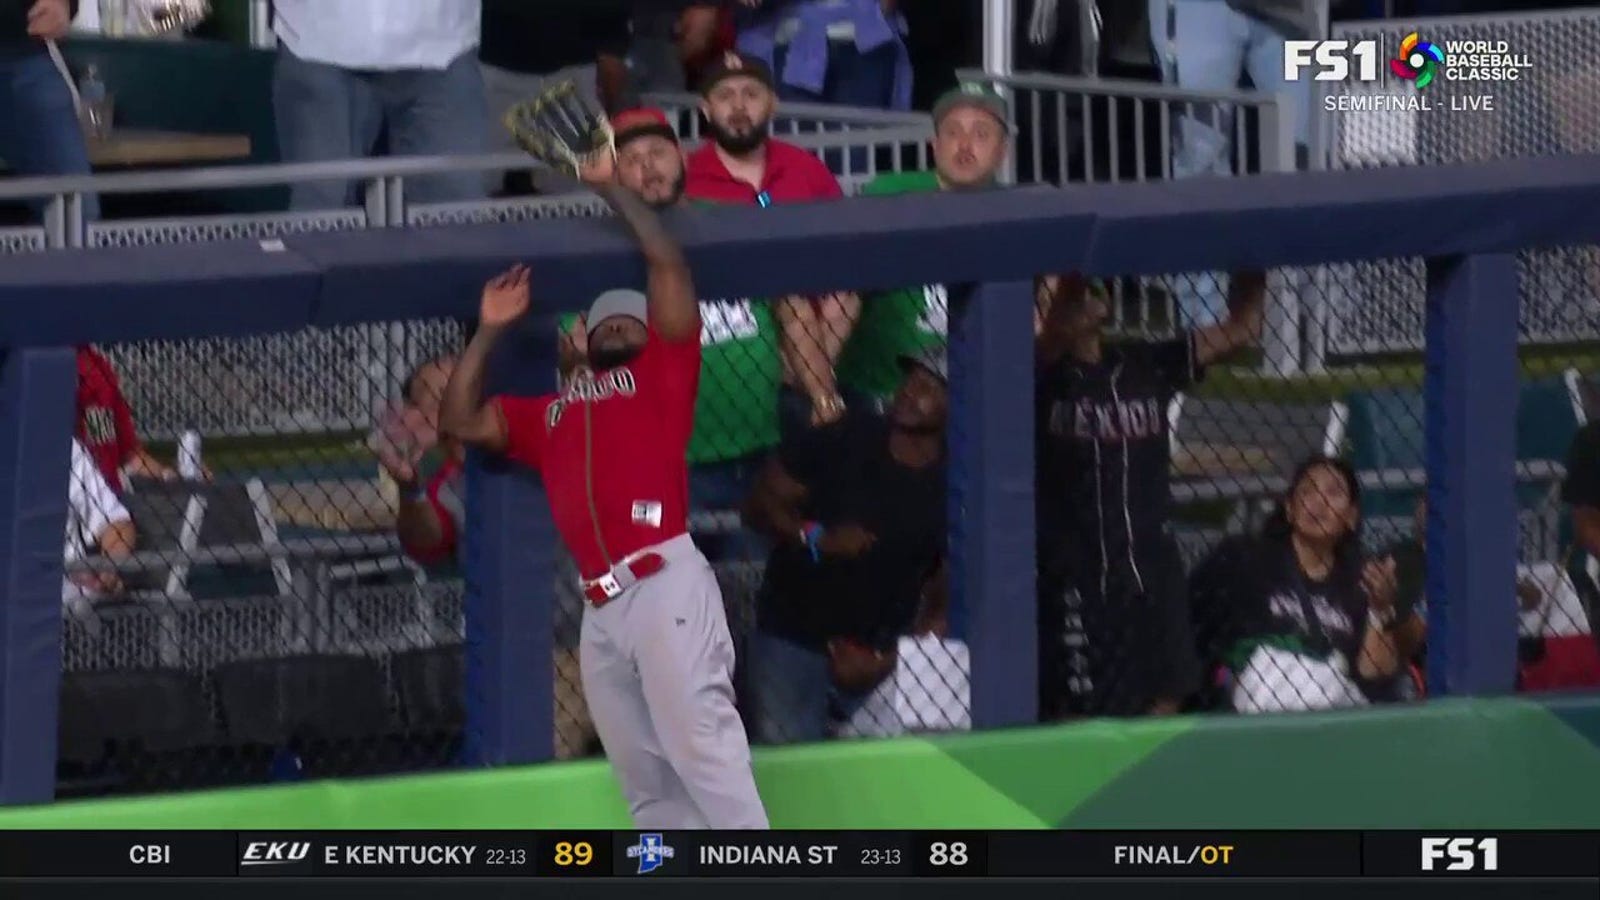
top-left (802, 522), bottom-right (824, 563)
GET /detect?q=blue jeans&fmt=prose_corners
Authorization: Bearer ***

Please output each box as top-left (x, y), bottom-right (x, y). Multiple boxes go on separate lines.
top-left (1148, 0), bottom-right (1308, 327)
top-left (0, 52), bottom-right (98, 221)
top-left (743, 629), bottom-right (856, 744)
top-left (273, 47), bottom-right (488, 211)
top-left (772, 39), bottom-right (898, 178)
top-left (688, 454), bottom-right (770, 564)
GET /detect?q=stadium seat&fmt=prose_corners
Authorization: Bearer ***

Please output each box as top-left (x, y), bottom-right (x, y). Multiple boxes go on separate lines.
top-left (212, 654), bottom-right (391, 746)
top-left (58, 669), bottom-right (213, 763)
top-left (1343, 385), bottom-right (1425, 522)
top-left (1168, 395), bottom-right (1346, 562)
top-left (57, 669), bottom-right (215, 797)
top-left (119, 477), bottom-right (293, 600)
top-left (389, 645), bottom-right (466, 771)
top-left (1346, 379), bottom-right (1577, 561)
top-left (1172, 396), bottom-right (1345, 473)
top-left (392, 645), bottom-right (465, 732)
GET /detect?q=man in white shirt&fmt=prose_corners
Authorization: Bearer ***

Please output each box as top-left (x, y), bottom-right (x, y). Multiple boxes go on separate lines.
top-left (271, 0), bottom-right (488, 210)
top-left (64, 438), bottom-right (136, 607)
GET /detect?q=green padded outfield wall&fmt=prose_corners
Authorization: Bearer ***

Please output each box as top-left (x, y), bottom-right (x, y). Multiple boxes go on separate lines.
top-left (4, 697), bottom-right (1599, 829)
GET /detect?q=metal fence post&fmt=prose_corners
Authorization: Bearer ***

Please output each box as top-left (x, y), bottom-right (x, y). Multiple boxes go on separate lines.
top-left (1255, 99), bottom-right (1305, 378)
top-left (461, 326), bottom-right (559, 766)
top-left (949, 280), bottom-right (1037, 729)
top-left (41, 196), bottom-right (65, 250)
top-left (982, 1), bottom-right (1018, 185)
top-left (0, 347), bottom-right (77, 804)
top-left (1424, 253), bottom-right (1519, 697)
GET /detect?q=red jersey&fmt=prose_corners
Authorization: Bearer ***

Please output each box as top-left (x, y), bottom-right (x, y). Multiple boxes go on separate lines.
top-left (494, 329), bottom-right (701, 580)
top-left (75, 347), bottom-right (139, 493)
top-left (684, 137), bottom-right (845, 206)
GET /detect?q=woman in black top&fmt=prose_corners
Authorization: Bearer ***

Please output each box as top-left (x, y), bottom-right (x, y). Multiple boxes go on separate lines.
top-left (1190, 456), bottom-right (1403, 713)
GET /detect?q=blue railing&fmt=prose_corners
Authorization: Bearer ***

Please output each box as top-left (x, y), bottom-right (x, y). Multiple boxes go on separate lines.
top-left (2, 153), bottom-right (1597, 803)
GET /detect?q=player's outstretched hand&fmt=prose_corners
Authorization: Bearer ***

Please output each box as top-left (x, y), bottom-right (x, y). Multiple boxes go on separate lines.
top-left (819, 523), bottom-right (876, 558)
top-left (481, 265), bottom-right (531, 327)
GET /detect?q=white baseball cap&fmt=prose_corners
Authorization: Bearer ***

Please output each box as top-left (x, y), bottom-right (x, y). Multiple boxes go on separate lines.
top-left (585, 288), bottom-right (648, 336)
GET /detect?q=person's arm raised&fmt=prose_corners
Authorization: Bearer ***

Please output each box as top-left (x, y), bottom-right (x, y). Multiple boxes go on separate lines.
top-left (580, 154), bottom-right (700, 343)
top-left (438, 266), bottom-right (533, 452)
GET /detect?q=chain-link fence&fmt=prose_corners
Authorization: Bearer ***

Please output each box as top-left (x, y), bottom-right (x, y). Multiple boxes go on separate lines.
top-left (1032, 257), bottom-right (1600, 721)
top-left (1512, 299), bottom-right (1600, 695)
top-left (33, 45), bottom-right (1600, 801)
top-left (62, 320), bottom-right (484, 798)
top-left (1033, 270), bottom-right (1391, 720)
top-left (1320, 9), bottom-right (1600, 359)
top-left (950, 69), bottom-right (1306, 376)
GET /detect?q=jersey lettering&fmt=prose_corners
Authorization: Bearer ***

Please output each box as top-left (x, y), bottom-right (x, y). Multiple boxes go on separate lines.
top-left (916, 284), bottom-right (949, 336)
top-left (700, 299), bottom-right (761, 346)
top-left (82, 406), bottom-right (116, 445)
top-left (1050, 398), bottom-right (1165, 442)
top-left (1267, 591), bottom-right (1356, 640)
top-left (564, 368), bottom-right (639, 403)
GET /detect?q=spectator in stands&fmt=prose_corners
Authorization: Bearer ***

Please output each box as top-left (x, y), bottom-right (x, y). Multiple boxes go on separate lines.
top-left (741, 346), bottom-right (948, 744)
top-left (1147, 0), bottom-right (1309, 327)
top-left (837, 83), bottom-right (1010, 411)
top-left (480, 0), bottom-right (630, 195)
top-left (832, 553), bottom-right (970, 738)
top-left (271, 0), bottom-right (487, 210)
top-left (64, 436), bottom-right (136, 606)
top-left (75, 346), bottom-right (181, 493)
top-left (1034, 270), bottom-right (1265, 721)
top-left (373, 353), bottom-right (597, 760)
top-left (1565, 416), bottom-right (1600, 568)
top-left (1189, 456), bottom-right (1403, 713)
top-left (374, 354), bottom-right (462, 566)
top-left (630, 2), bottom-right (728, 94)
top-left (1382, 495), bottom-right (1436, 675)
top-left (0, 0), bottom-right (97, 220)
top-left (685, 51), bottom-right (858, 433)
top-left (734, 0), bottom-right (911, 110)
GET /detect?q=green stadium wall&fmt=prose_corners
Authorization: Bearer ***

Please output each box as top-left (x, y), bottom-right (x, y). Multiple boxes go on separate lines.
top-left (5, 696), bottom-right (1599, 829)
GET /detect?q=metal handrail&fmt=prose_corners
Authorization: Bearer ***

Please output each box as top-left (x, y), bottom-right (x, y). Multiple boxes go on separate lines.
top-left (1342, 5), bottom-right (1600, 30)
top-left (953, 68), bottom-right (1286, 108)
top-left (0, 124), bottom-right (933, 203)
top-left (641, 90), bottom-right (930, 128)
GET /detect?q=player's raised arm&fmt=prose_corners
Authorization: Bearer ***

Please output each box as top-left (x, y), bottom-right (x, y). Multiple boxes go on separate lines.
top-left (580, 155), bottom-right (699, 344)
top-left (439, 266), bottom-right (532, 452)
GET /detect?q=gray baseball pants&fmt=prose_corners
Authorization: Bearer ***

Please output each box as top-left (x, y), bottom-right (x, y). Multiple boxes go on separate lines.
top-left (578, 533), bottom-right (770, 829)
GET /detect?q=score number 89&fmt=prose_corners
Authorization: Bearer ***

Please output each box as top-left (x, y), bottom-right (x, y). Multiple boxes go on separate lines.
top-left (928, 842), bottom-right (969, 866)
top-left (553, 841), bottom-right (594, 867)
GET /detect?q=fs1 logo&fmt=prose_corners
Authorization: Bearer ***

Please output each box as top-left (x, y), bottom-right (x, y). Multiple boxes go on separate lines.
top-left (1421, 837), bottom-right (1499, 872)
top-left (1283, 40), bottom-right (1381, 82)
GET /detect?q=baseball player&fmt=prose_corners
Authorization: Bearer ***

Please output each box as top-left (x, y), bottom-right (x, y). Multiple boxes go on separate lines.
top-left (438, 153), bottom-right (769, 830)
top-left (1035, 270), bottom-right (1266, 720)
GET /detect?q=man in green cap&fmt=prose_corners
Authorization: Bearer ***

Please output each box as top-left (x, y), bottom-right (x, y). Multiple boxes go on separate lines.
top-left (835, 83), bottom-right (1013, 410)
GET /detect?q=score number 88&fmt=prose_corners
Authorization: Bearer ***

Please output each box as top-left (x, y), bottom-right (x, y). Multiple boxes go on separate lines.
top-left (928, 842), bottom-right (969, 866)
top-left (553, 841), bottom-right (594, 867)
